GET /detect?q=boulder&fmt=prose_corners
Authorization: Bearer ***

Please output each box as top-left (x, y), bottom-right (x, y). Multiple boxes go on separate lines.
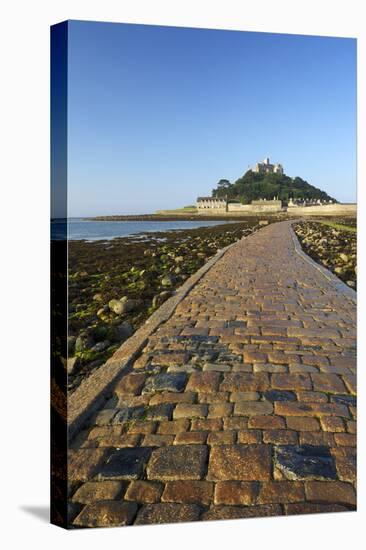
top-left (75, 333), bottom-right (94, 352)
top-left (161, 274), bottom-right (175, 287)
top-left (93, 325), bottom-right (108, 340)
top-left (91, 340), bottom-right (110, 353)
top-left (108, 297), bottom-right (141, 315)
top-left (121, 298), bottom-right (142, 313)
top-left (109, 299), bottom-right (124, 315)
top-left (115, 321), bottom-right (134, 341)
top-left (67, 356), bottom-right (79, 375)
top-left (97, 305), bottom-right (109, 317)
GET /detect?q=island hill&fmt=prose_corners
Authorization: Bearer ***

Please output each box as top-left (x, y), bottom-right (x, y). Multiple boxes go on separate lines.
top-left (210, 158), bottom-right (336, 206)
top-left (89, 157), bottom-right (347, 220)
top-left (195, 158), bottom-right (337, 215)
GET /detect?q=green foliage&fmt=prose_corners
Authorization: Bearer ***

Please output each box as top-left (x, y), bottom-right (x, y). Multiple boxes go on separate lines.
top-left (212, 170), bottom-right (337, 204)
top-left (216, 179), bottom-right (231, 189)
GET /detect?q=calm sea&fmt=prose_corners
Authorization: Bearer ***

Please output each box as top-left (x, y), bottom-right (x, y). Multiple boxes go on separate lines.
top-left (51, 218), bottom-right (232, 241)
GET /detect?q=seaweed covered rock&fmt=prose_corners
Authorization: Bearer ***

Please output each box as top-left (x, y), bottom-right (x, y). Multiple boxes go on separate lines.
top-left (108, 297), bottom-right (142, 315)
top-left (75, 333), bottom-right (94, 352)
top-left (161, 274), bottom-right (175, 287)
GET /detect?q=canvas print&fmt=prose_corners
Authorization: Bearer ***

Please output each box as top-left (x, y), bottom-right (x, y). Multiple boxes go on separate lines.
top-left (51, 20), bottom-right (357, 529)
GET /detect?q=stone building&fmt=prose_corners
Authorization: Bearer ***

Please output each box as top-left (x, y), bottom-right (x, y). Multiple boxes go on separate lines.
top-left (288, 197), bottom-right (335, 208)
top-left (196, 197), bottom-right (227, 210)
top-left (254, 157), bottom-right (283, 175)
top-left (196, 196), bottom-right (283, 214)
top-left (228, 199), bottom-right (282, 213)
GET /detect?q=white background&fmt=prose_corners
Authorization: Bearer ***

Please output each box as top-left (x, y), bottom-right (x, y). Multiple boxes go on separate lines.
top-left (1, 0), bottom-right (364, 548)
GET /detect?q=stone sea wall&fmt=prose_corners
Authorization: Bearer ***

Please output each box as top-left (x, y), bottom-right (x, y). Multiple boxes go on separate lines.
top-left (195, 210), bottom-right (283, 216)
top-left (287, 204), bottom-right (357, 216)
top-left (194, 203), bottom-right (356, 216)
top-left (228, 203), bottom-right (282, 213)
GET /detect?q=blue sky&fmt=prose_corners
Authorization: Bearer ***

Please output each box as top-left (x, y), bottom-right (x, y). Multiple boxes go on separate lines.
top-left (67, 21), bottom-right (356, 216)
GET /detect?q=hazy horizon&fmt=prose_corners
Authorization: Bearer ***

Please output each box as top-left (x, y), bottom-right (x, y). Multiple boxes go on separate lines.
top-left (66, 21), bottom-right (357, 217)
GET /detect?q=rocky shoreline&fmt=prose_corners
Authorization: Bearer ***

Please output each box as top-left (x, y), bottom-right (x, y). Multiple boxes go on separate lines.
top-left (67, 219), bottom-right (271, 392)
top-left (67, 217), bottom-right (356, 392)
top-left (86, 213), bottom-right (287, 222)
top-left (293, 219), bottom-right (357, 290)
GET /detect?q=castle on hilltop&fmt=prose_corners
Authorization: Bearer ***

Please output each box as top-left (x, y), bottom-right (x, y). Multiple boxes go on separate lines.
top-left (254, 157), bottom-right (283, 175)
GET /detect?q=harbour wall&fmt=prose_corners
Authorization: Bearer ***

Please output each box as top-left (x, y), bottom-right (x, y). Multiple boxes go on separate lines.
top-left (286, 204), bottom-right (356, 216)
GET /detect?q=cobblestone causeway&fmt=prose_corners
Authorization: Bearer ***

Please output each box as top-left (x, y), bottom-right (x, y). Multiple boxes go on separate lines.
top-left (69, 221), bottom-right (357, 527)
